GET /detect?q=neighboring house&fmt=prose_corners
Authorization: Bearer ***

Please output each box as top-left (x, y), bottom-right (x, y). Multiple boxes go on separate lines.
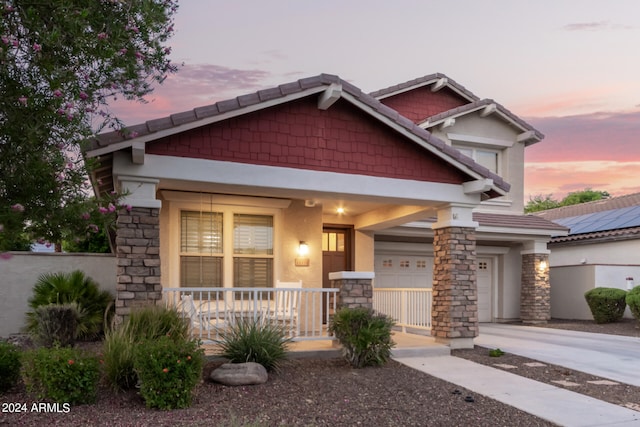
top-left (535, 193), bottom-right (640, 319)
top-left (85, 72), bottom-right (565, 348)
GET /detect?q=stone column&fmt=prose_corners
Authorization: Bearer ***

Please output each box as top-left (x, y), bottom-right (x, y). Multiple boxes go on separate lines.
top-left (328, 271), bottom-right (375, 310)
top-left (431, 204), bottom-right (479, 349)
top-left (520, 241), bottom-right (550, 324)
top-left (114, 177), bottom-right (162, 326)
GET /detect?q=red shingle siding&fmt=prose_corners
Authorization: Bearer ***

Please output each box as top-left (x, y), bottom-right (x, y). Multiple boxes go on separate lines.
top-left (147, 97), bottom-right (468, 184)
top-left (379, 87), bottom-right (468, 124)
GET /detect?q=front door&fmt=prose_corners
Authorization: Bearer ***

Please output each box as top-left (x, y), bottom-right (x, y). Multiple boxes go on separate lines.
top-left (322, 226), bottom-right (353, 319)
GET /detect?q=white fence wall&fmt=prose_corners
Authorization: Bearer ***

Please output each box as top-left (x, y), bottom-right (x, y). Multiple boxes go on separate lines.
top-left (0, 252), bottom-right (116, 337)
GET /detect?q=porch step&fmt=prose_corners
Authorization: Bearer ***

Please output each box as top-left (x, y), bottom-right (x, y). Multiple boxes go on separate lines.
top-left (390, 332), bottom-right (451, 358)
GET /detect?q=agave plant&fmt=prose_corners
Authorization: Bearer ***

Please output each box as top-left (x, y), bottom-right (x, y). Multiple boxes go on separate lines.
top-left (25, 270), bottom-right (113, 341)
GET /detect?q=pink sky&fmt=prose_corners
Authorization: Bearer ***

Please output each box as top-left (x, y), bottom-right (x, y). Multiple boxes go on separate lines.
top-left (109, 1), bottom-right (640, 203)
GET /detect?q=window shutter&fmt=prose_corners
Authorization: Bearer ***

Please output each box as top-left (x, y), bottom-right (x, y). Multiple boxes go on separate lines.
top-left (233, 214), bottom-right (273, 255)
top-left (181, 211), bottom-right (223, 253)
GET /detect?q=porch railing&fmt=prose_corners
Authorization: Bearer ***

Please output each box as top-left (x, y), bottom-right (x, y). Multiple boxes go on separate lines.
top-left (373, 288), bottom-right (432, 332)
top-left (163, 287), bottom-right (338, 343)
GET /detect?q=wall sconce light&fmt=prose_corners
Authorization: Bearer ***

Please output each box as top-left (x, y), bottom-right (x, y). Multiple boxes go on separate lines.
top-left (538, 260), bottom-right (548, 272)
top-left (295, 241), bottom-right (310, 267)
top-left (298, 241), bottom-right (309, 256)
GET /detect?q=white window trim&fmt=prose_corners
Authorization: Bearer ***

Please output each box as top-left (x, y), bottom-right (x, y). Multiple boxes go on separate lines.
top-left (165, 193), bottom-right (282, 289)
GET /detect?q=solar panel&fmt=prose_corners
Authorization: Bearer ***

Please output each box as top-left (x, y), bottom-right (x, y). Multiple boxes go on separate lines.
top-left (554, 205), bottom-right (640, 235)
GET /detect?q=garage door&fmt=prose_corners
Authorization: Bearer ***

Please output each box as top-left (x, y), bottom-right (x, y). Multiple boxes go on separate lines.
top-left (374, 253), bottom-right (493, 322)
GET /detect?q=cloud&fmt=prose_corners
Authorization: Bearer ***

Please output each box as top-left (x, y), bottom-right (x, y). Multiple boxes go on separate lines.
top-left (562, 21), bottom-right (635, 31)
top-left (563, 21), bottom-right (610, 31)
top-left (525, 110), bottom-right (640, 163)
top-left (109, 64), bottom-right (275, 125)
top-left (525, 160), bottom-right (640, 199)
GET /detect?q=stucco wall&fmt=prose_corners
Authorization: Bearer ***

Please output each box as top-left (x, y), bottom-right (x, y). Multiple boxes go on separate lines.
top-left (550, 239), bottom-right (640, 266)
top-left (550, 264), bottom-right (635, 320)
top-left (0, 253), bottom-right (116, 337)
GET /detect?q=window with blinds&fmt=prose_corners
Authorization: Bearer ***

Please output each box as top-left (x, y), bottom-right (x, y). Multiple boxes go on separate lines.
top-left (233, 214), bottom-right (273, 288)
top-left (180, 211), bottom-right (223, 287)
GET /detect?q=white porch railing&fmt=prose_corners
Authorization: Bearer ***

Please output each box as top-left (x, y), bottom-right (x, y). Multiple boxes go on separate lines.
top-left (373, 288), bottom-right (432, 332)
top-left (163, 287), bottom-right (338, 343)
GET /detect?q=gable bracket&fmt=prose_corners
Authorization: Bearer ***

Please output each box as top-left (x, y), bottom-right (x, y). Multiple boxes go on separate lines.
top-left (317, 83), bottom-right (342, 110)
top-left (480, 103), bottom-right (497, 117)
top-left (440, 117), bottom-right (455, 130)
top-left (517, 130), bottom-right (535, 143)
top-left (431, 77), bottom-right (448, 92)
top-left (463, 178), bottom-right (494, 195)
top-left (131, 140), bottom-right (145, 165)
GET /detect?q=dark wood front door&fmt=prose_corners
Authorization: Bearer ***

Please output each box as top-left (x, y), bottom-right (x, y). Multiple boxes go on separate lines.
top-left (322, 226), bottom-right (353, 319)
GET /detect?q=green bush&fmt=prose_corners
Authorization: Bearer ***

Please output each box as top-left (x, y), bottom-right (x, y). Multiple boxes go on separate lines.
top-left (0, 341), bottom-right (22, 393)
top-left (133, 335), bottom-right (204, 410)
top-left (25, 270), bottom-right (113, 340)
top-left (584, 287), bottom-right (627, 324)
top-left (103, 304), bottom-right (190, 390)
top-left (32, 303), bottom-right (80, 348)
top-left (215, 318), bottom-right (292, 372)
top-left (329, 307), bottom-right (396, 368)
top-left (626, 286), bottom-right (640, 322)
top-left (22, 346), bottom-right (100, 405)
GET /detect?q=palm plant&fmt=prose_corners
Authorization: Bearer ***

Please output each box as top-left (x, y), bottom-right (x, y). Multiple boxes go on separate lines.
top-left (25, 270), bottom-right (113, 340)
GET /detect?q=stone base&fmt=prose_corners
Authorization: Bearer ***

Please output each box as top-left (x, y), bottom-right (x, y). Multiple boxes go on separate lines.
top-left (435, 337), bottom-right (475, 349)
top-left (522, 320), bottom-right (548, 325)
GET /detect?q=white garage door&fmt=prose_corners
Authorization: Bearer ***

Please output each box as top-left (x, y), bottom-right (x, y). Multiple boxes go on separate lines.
top-left (374, 253), bottom-right (493, 322)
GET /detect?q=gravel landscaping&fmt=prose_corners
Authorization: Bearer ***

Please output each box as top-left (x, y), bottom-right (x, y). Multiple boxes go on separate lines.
top-left (1, 318), bottom-right (637, 426)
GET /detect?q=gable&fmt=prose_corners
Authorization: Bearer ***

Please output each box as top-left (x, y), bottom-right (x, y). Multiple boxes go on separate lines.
top-left (146, 96), bottom-right (470, 185)
top-left (378, 87), bottom-right (468, 124)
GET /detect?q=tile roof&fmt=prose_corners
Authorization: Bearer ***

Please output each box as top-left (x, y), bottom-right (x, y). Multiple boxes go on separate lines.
top-left (534, 193), bottom-right (640, 244)
top-left (86, 73), bottom-right (510, 194)
top-left (369, 73), bottom-right (480, 102)
top-left (535, 193), bottom-right (640, 221)
top-left (474, 213), bottom-right (568, 232)
top-left (421, 99), bottom-right (544, 143)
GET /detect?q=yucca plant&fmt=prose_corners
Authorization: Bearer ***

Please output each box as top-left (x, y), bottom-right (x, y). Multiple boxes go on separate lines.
top-left (215, 317), bottom-right (291, 372)
top-left (25, 270), bottom-right (113, 340)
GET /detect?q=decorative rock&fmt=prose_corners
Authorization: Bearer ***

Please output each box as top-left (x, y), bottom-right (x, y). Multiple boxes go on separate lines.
top-left (210, 362), bottom-right (268, 386)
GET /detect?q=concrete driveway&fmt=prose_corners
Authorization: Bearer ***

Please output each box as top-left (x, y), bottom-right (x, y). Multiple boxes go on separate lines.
top-left (476, 323), bottom-right (640, 387)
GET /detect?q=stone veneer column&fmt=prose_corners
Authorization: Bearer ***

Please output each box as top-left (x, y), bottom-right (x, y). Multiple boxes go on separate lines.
top-left (113, 176), bottom-right (162, 326)
top-left (328, 271), bottom-right (375, 310)
top-left (114, 207), bottom-right (161, 325)
top-left (431, 204), bottom-right (479, 349)
top-left (520, 241), bottom-right (550, 324)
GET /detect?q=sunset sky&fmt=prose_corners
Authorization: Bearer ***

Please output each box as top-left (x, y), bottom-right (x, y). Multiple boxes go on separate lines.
top-left (111, 1), bottom-right (640, 202)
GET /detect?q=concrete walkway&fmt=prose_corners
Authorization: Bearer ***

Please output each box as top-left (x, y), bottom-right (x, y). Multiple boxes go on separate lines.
top-left (394, 325), bottom-right (640, 426)
top-left (476, 323), bottom-right (640, 387)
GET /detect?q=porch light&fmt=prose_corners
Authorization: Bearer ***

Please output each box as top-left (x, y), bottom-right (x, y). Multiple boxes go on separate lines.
top-left (538, 260), bottom-right (548, 272)
top-left (336, 207), bottom-right (345, 214)
top-left (295, 241), bottom-right (310, 267)
top-left (298, 241), bottom-right (309, 256)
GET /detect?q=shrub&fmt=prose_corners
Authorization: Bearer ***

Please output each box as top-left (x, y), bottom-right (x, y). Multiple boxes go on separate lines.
top-left (0, 341), bottom-right (22, 393)
top-left (133, 335), bottom-right (204, 410)
top-left (32, 303), bottom-right (80, 348)
top-left (103, 304), bottom-right (190, 390)
top-left (25, 270), bottom-right (113, 340)
top-left (329, 307), bottom-right (396, 368)
top-left (626, 286), bottom-right (640, 322)
top-left (22, 346), bottom-right (100, 405)
top-left (215, 317), bottom-right (292, 372)
top-left (584, 287), bottom-right (627, 324)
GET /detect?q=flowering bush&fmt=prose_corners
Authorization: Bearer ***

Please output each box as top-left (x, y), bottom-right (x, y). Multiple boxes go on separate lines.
top-left (0, 0), bottom-right (178, 251)
top-left (22, 346), bottom-right (100, 404)
top-left (133, 335), bottom-right (204, 410)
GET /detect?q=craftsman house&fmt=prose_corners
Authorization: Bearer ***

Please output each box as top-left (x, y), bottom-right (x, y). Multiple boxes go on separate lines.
top-left (85, 73), bottom-right (566, 348)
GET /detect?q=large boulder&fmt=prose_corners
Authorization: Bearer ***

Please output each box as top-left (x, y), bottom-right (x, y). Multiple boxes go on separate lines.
top-left (210, 362), bottom-right (268, 386)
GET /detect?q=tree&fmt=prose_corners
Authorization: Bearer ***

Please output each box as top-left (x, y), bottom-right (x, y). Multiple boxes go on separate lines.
top-left (525, 189), bottom-right (611, 213)
top-left (0, 0), bottom-right (178, 253)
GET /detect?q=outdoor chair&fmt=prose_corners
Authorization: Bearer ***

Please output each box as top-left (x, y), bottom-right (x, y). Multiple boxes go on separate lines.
top-left (179, 294), bottom-right (227, 332)
top-left (264, 280), bottom-right (302, 333)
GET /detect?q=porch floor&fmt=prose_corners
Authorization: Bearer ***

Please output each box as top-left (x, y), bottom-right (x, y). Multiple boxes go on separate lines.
top-left (202, 330), bottom-right (450, 360)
